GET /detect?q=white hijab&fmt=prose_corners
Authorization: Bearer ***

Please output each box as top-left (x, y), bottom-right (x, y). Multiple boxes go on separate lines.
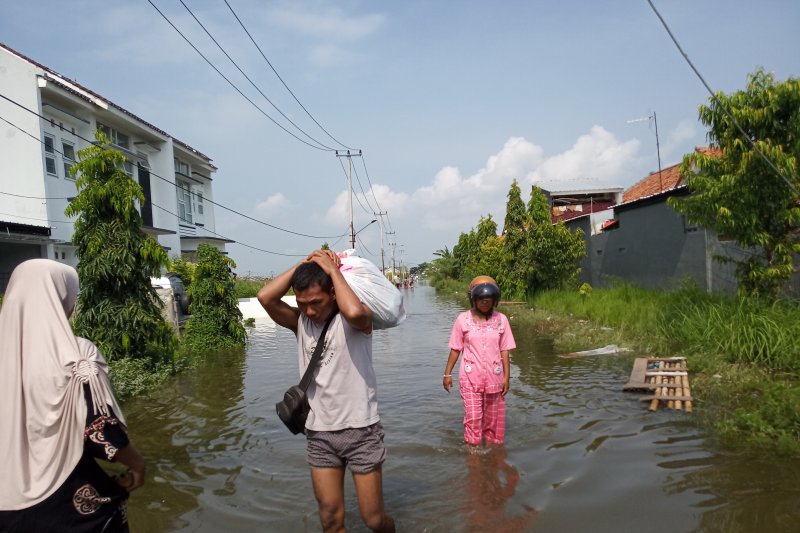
top-left (0, 259), bottom-right (126, 510)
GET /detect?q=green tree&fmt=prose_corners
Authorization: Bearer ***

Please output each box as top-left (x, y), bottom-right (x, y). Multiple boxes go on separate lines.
top-left (66, 132), bottom-right (175, 364)
top-left (501, 180), bottom-right (530, 299)
top-left (526, 186), bottom-right (586, 292)
top-left (453, 215), bottom-right (498, 280)
top-left (183, 244), bottom-right (246, 350)
top-left (669, 69), bottom-right (800, 299)
top-left (476, 235), bottom-right (505, 283)
top-left (168, 255), bottom-right (196, 290)
top-left (431, 247), bottom-right (457, 279)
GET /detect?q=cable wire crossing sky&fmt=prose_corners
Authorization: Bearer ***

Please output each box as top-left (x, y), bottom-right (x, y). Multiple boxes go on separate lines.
top-left (0, 0), bottom-right (798, 275)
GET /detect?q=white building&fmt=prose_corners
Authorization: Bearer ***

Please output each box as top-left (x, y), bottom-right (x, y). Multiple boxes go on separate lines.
top-left (0, 43), bottom-right (231, 291)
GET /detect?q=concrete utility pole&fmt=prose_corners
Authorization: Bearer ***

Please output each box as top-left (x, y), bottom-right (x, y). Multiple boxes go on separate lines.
top-left (374, 211), bottom-right (387, 273)
top-left (387, 231), bottom-right (396, 280)
top-left (335, 150), bottom-right (363, 249)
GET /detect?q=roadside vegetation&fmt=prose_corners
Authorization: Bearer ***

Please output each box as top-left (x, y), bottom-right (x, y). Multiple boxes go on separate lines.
top-left (427, 69), bottom-right (800, 457)
top-left (58, 133), bottom-right (249, 400)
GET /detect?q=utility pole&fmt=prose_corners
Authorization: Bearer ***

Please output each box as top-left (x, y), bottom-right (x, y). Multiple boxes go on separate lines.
top-left (374, 211), bottom-right (387, 273)
top-left (335, 150), bottom-right (363, 249)
top-left (387, 231), bottom-right (396, 281)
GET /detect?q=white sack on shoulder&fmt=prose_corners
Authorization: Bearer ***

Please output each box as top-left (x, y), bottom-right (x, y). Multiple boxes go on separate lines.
top-left (337, 249), bottom-right (406, 329)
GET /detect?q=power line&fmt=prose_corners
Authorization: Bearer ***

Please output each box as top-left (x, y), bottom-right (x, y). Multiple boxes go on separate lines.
top-left (0, 94), bottom-right (346, 239)
top-left (223, 0), bottom-right (354, 151)
top-left (360, 152), bottom-right (392, 229)
top-left (145, 0), bottom-right (333, 152)
top-left (176, 0), bottom-right (336, 151)
top-left (150, 202), bottom-right (305, 257)
top-left (646, 0), bottom-right (796, 194)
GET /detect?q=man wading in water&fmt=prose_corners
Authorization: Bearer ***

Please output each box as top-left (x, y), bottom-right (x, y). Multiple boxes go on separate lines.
top-left (258, 249), bottom-right (395, 533)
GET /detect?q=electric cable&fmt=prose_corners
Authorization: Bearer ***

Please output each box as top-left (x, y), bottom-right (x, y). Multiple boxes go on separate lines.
top-left (223, 0), bottom-right (354, 151)
top-left (336, 154), bottom-right (374, 217)
top-left (646, 0), bottom-right (796, 193)
top-left (176, 0), bottom-right (336, 151)
top-left (0, 96), bottom-right (346, 239)
top-left (355, 234), bottom-right (377, 257)
top-left (146, 0), bottom-right (334, 152)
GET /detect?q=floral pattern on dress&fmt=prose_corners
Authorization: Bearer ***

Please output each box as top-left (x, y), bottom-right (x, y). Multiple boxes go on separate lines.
top-left (84, 416), bottom-right (120, 460)
top-left (72, 484), bottom-right (111, 515)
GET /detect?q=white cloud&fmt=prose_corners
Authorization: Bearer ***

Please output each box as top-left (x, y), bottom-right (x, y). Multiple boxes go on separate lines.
top-left (663, 119), bottom-right (698, 160)
top-left (323, 129), bottom-right (642, 243)
top-left (527, 126), bottom-right (641, 190)
top-left (271, 7), bottom-right (385, 42)
top-left (255, 192), bottom-right (291, 215)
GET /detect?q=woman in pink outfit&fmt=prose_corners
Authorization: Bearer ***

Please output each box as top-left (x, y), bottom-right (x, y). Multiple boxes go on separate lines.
top-left (443, 276), bottom-right (516, 449)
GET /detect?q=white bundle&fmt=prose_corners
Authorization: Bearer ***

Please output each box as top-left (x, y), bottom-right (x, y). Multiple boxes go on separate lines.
top-left (337, 249), bottom-right (406, 329)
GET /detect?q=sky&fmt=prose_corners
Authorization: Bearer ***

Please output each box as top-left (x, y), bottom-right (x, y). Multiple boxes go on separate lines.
top-left (1, 0), bottom-right (798, 276)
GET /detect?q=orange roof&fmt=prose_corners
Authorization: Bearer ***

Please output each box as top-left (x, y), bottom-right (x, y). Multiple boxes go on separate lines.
top-left (622, 146), bottom-right (721, 203)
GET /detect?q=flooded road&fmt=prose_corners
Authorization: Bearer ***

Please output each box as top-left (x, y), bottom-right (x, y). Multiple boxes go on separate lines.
top-left (124, 285), bottom-right (800, 532)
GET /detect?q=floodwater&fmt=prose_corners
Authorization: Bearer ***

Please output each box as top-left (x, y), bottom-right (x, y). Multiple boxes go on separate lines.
top-left (124, 285), bottom-right (800, 532)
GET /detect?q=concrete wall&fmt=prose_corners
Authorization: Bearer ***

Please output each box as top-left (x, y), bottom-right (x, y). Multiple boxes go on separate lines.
top-left (566, 195), bottom-right (800, 297)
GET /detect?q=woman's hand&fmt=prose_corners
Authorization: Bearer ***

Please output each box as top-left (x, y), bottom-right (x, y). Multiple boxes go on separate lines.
top-left (501, 377), bottom-right (510, 396)
top-left (114, 444), bottom-right (146, 492)
top-left (443, 374), bottom-right (453, 393)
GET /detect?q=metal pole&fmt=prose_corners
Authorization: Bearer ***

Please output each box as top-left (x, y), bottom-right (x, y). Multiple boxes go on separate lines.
top-left (653, 112), bottom-right (663, 192)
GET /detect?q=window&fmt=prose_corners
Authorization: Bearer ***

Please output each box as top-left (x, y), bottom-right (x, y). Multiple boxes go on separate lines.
top-left (177, 181), bottom-right (193, 224)
top-left (174, 157), bottom-right (190, 176)
top-left (96, 122), bottom-right (130, 150)
top-left (44, 134), bottom-right (57, 175)
top-left (62, 141), bottom-right (76, 179)
top-left (196, 190), bottom-right (204, 215)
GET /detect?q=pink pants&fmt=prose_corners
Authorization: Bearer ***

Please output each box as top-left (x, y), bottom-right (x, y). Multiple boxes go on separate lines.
top-left (460, 387), bottom-right (505, 445)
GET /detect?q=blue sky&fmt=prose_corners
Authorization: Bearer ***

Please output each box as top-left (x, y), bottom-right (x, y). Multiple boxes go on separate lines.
top-left (1, 0), bottom-right (798, 275)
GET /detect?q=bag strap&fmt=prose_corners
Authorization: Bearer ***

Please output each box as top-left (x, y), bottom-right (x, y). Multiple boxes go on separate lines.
top-left (297, 310), bottom-right (338, 391)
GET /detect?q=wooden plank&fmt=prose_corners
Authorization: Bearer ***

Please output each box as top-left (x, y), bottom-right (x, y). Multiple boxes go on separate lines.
top-left (624, 382), bottom-right (684, 390)
top-left (623, 358), bottom-right (649, 389)
top-left (639, 395), bottom-right (694, 402)
top-left (644, 371), bottom-right (688, 376)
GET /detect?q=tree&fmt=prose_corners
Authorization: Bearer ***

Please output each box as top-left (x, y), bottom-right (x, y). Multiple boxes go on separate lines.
top-left (431, 247), bottom-right (457, 279)
top-left (183, 244), bottom-right (246, 350)
top-left (526, 186), bottom-right (586, 292)
top-left (66, 132), bottom-right (175, 364)
top-left (669, 69), bottom-right (800, 298)
top-left (453, 215), bottom-right (498, 281)
top-left (501, 180), bottom-right (530, 299)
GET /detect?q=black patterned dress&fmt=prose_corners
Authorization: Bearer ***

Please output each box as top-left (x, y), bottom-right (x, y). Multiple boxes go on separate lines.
top-left (0, 386), bottom-right (131, 533)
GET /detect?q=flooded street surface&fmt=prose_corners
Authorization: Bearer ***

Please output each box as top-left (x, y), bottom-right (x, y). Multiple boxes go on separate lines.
top-left (124, 285), bottom-right (800, 532)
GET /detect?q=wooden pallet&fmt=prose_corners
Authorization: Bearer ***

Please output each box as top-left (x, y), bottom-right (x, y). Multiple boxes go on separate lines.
top-left (623, 357), bottom-right (692, 413)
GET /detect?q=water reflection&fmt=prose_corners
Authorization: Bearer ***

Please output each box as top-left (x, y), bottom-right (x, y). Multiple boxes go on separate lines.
top-left (124, 347), bottom-right (248, 532)
top-left (463, 447), bottom-right (537, 532)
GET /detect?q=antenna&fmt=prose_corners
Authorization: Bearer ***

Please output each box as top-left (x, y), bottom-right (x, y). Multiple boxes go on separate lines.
top-left (627, 112), bottom-right (663, 192)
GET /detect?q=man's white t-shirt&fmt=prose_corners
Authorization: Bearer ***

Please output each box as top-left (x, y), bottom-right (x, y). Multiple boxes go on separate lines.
top-left (297, 313), bottom-right (379, 431)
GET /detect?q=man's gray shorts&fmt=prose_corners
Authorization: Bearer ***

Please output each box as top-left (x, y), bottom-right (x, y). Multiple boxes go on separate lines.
top-left (306, 422), bottom-right (386, 474)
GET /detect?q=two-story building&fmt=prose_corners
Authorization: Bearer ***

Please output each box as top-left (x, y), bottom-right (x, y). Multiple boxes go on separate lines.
top-left (0, 43), bottom-right (231, 291)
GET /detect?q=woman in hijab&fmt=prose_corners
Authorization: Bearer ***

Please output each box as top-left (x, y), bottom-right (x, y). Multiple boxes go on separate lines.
top-left (0, 259), bottom-right (145, 532)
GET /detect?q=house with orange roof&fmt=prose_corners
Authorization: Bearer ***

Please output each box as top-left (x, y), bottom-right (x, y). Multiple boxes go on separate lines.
top-left (562, 147), bottom-right (747, 295)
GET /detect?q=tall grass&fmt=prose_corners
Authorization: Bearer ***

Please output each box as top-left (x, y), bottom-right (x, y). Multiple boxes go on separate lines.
top-left (661, 291), bottom-right (800, 371)
top-left (533, 283), bottom-right (800, 372)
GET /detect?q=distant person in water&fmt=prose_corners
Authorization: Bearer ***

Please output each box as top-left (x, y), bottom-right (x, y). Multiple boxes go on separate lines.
top-left (443, 275), bottom-right (516, 449)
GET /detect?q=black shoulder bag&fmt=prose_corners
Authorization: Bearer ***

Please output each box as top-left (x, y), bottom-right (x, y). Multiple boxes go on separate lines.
top-left (276, 311), bottom-right (337, 435)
